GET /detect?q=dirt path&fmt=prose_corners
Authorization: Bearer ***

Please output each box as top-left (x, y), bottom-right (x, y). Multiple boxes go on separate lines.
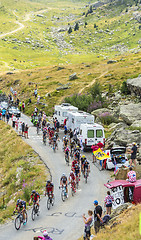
top-left (79, 70), bottom-right (108, 94)
top-left (0, 8), bottom-right (51, 39)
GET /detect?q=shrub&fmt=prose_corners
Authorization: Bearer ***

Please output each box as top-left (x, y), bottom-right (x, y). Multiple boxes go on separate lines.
top-left (87, 100), bottom-right (102, 112)
top-left (65, 94), bottom-right (92, 112)
top-left (121, 81), bottom-right (131, 95)
top-left (90, 81), bottom-right (102, 100)
top-left (74, 22), bottom-right (79, 31)
top-left (68, 26), bottom-right (72, 34)
top-left (99, 112), bottom-right (118, 125)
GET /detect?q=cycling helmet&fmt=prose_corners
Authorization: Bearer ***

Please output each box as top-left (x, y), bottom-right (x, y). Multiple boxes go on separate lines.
top-left (70, 170), bottom-right (73, 174)
top-left (62, 173), bottom-right (66, 176)
top-left (82, 155), bottom-right (86, 158)
top-left (76, 146), bottom-right (79, 149)
top-left (32, 190), bottom-right (36, 194)
top-left (17, 199), bottom-right (21, 204)
top-left (47, 180), bottom-right (51, 184)
top-left (93, 200), bottom-right (98, 205)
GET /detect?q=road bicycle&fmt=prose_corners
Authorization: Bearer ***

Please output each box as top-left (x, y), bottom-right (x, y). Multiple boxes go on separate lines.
top-left (70, 182), bottom-right (76, 196)
top-left (65, 154), bottom-right (69, 166)
top-left (60, 185), bottom-right (67, 202)
top-left (31, 203), bottom-right (39, 221)
top-left (47, 192), bottom-right (55, 210)
top-left (76, 175), bottom-right (80, 189)
top-left (43, 135), bottom-right (46, 145)
top-left (14, 210), bottom-right (27, 230)
top-left (52, 141), bottom-right (57, 152)
top-left (84, 168), bottom-right (88, 184)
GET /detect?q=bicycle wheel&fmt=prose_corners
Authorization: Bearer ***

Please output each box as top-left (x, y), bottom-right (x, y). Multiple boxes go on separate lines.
top-left (61, 191), bottom-right (65, 202)
top-left (72, 188), bottom-right (74, 197)
top-left (85, 174), bottom-right (87, 184)
top-left (15, 215), bottom-right (21, 230)
top-left (31, 207), bottom-right (35, 221)
top-left (47, 198), bottom-right (51, 210)
top-left (52, 196), bottom-right (55, 206)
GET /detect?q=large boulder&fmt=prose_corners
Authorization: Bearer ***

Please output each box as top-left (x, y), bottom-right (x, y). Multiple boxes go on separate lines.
top-left (106, 128), bottom-right (141, 147)
top-left (119, 103), bottom-right (141, 125)
top-left (127, 75), bottom-right (141, 97)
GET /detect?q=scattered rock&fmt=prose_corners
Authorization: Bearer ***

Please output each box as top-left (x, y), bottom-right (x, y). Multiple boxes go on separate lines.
top-left (13, 80), bottom-right (20, 85)
top-left (127, 75), bottom-right (141, 97)
top-left (119, 103), bottom-right (141, 125)
top-left (57, 66), bottom-right (65, 71)
top-left (6, 72), bottom-right (14, 75)
top-left (69, 73), bottom-right (78, 80)
top-left (107, 60), bottom-right (117, 64)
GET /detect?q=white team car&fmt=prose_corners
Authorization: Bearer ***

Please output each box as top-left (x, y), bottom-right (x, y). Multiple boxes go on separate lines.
top-left (106, 147), bottom-right (129, 170)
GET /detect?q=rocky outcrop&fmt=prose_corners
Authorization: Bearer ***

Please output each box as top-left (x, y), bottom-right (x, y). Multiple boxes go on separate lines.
top-left (69, 73), bottom-right (78, 80)
top-left (119, 103), bottom-right (141, 125)
top-left (127, 75), bottom-right (141, 97)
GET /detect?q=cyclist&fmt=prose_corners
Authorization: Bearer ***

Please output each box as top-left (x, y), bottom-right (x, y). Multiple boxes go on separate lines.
top-left (69, 170), bottom-right (76, 192)
top-left (13, 199), bottom-right (27, 225)
top-left (70, 139), bottom-right (75, 157)
top-left (65, 146), bottom-right (70, 162)
top-left (43, 127), bottom-right (47, 143)
top-left (74, 164), bottom-right (81, 178)
top-left (29, 190), bottom-right (40, 214)
top-left (74, 146), bottom-right (81, 161)
top-left (81, 155), bottom-right (86, 172)
top-left (60, 173), bottom-right (68, 196)
top-left (72, 158), bottom-right (78, 170)
top-left (83, 159), bottom-right (90, 178)
top-left (52, 134), bottom-right (57, 150)
top-left (45, 180), bottom-right (54, 198)
top-left (63, 136), bottom-right (68, 149)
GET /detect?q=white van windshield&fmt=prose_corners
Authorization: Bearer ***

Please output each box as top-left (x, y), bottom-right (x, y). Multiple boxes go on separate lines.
top-left (62, 112), bottom-right (67, 117)
top-left (96, 129), bottom-right (103, 138)
top-left (87, 130), bottom-right (94, 138)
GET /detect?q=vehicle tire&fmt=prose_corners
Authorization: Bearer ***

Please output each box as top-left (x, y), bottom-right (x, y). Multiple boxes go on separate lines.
top-left (47, 198), bottom-right (51, 210)
top-left (15, 215), bottom-right (21, 230)
top-left (61, 192), bottom-right (65, 202)
top-left (31, 208), bottom-right (35, 221)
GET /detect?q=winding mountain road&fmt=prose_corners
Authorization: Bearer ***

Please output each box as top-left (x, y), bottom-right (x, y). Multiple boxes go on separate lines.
top-left (0, 114), bottom-right (109, 240)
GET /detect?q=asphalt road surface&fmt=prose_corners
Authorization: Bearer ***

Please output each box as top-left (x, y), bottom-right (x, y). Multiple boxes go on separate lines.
top-left (0, 113), bottom-right (110, 240)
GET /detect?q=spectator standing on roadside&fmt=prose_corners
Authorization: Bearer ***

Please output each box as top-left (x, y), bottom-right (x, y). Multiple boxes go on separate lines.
top-left (56, 119), bottom-right (60, 132)
top-left (130, 142), bottom-right (137, 167)
top-left (2, 108), bottom-right (6, 121)
top-left (34, 89), bottom-right (38, 98)
top-left (12, 114), bottom-right (16, 128)
top-left (22, 101), bottom-right (25, 113)
top-left (16, 98), bottom-right (19, 106)
top-left (83, 210), bottom-right (93, 240)
top-left (24, 124), bottom-right (29, 139)
top-left (104, 191), bottom-right (114, 215)
top-left (15, 118), bottom-right (19, 131)
top-left (22, 122), bottom-right (25, 137)
top-left (93, 200), bottom-right (103, 234)
top-left (6, 112), bottom-right (10, 124)
top-left (19, 121), bottom-right (22, 136)
top-left (64, 125), bottom-right (67, 135)
top-left (91, 144), bottom-right (99, 163)
top-left (19, 101), bottom-right (22, 111)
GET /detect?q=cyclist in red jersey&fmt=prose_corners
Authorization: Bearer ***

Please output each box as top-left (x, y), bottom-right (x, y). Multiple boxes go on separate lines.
top-left (45, 180), bottom-right (54, 198)
top-left (69, 170), bottom-right (76, 192)
top-left (72, 159), bottom-right (78, 170)
top-left (29, 190), bottom-right (40, 207)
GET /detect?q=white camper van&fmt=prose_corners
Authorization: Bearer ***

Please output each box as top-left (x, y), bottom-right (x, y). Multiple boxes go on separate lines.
top-left (54, 103), bottom-right (78, 125)
top-left (78, 123), bottom-right (105, 150)
top-left (66, 111), bottom-right (94, 131)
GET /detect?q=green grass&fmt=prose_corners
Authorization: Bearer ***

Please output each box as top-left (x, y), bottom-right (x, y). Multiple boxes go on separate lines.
top-left (0, 121), bottom-right (49, 223)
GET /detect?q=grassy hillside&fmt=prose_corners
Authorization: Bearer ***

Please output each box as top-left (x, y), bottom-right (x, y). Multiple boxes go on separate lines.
top-left (78, 204), bottom-right (141, 240)
top-left (0, 121), bottom-right (49, 223)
